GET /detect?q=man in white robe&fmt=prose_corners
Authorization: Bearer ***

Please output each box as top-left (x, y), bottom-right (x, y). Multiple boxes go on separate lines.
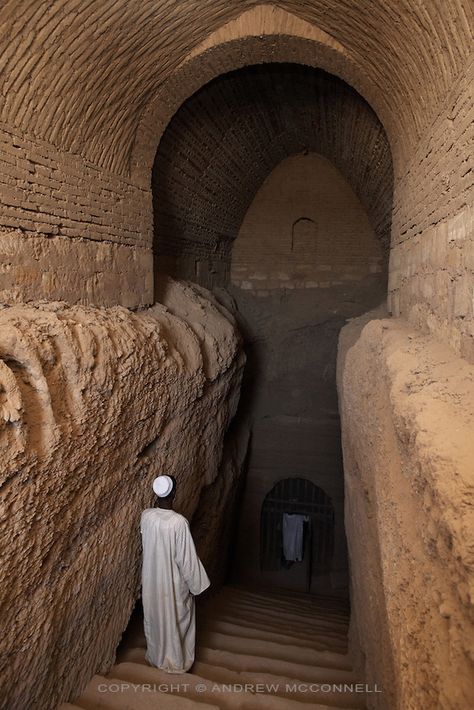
top-left (140, 475), bottom-right (210, 673)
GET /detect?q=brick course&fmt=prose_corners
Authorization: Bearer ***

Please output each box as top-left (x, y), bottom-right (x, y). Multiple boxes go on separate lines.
top-left (389, 60), bottom-right (474, 362)
top-left (152, 64), bottom-right (392, 293)
top-left (0, 122), bottom-right (152, 306)
top-left (231, 153), bottom-right (384, 291)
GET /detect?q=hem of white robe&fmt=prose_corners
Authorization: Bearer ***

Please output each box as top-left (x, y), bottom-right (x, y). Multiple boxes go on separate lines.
top-left (145, 653), bottom-right (194, 674)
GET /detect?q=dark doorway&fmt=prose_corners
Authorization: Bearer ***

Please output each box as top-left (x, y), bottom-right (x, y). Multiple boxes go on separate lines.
top-left (260, 477), bottom-right (335, 592)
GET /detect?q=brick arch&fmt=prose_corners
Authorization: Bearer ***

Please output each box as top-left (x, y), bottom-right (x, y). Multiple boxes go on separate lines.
top-left (0, 1), bottom-right (469, 180)
top-left (151, 63), bottom-right (393, 291)
top-left (131, 32), bottom-right (388, 187)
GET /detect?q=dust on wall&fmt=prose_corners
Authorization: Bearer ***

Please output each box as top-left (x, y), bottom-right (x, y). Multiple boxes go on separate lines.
top-left (0, 278), bottom-right (245, 710)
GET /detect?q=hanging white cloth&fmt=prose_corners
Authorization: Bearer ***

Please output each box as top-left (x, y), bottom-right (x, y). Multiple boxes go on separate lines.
top-left (282, 513), bottom-right (310, 562)
top-left (140, 508), bottom-right (210, 673)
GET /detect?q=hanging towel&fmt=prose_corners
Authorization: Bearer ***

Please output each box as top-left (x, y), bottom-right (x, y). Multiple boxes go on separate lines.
top-left (282, 513), bottom-right (310, 562)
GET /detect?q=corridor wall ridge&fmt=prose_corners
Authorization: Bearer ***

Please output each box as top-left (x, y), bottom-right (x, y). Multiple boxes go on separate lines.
top-left (0, 278), bottom-right (245, 710)
top-left (337, 310), bottom-right (474, 709)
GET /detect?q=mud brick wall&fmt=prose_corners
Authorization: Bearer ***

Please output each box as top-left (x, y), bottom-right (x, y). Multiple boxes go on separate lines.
top-left (0, 122), bottom-right (152, 307)
top-left (388, 59), bottom-right (474, 362)
top-left (152, 64), bottom-right (393, 292)
top-left (231, 153), bottom-right (384, 293)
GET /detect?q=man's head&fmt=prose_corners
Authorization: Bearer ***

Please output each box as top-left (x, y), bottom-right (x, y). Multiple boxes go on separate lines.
top-left (152, 475), bottom-right (177, 508)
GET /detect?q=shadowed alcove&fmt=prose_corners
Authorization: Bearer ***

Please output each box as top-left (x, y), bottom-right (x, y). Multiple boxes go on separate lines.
top-left (152, 63), bottom-right (393, 594)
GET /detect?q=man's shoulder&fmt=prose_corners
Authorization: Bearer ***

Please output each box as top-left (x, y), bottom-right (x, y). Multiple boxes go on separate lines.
top-left (140, 508), bottom-right (189, 527)
top-left (168, 511), bottom-right (190, 529)
top-left (141, 507), bottom-right (156, 520)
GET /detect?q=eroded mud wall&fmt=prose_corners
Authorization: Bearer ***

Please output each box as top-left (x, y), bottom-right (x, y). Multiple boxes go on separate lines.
top-left (335, 48), bottom-right (474, 709)
top-left (0, 278), bottom-right (244, 710)
top-left (338, 311), bottom-right (474, 709)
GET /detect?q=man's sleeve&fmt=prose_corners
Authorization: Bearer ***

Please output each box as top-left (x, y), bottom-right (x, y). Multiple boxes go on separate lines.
top-left (174, 518), bottom-right (211, 596)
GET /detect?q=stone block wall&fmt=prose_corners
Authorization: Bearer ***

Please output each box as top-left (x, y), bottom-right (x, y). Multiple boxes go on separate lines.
top-left (0, 121), bottom-right (153, 307)
top-left (0, 278), bottom-right (245, 710)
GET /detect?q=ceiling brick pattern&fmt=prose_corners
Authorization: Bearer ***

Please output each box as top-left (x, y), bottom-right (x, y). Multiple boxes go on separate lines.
top-left (152, 65), bottom-right (393, 273)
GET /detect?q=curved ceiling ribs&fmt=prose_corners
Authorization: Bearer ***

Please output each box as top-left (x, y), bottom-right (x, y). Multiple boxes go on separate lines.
top-left (0, 1), bottom-right (470, 178)
top-left (152, 64), bottom-right (393, 272)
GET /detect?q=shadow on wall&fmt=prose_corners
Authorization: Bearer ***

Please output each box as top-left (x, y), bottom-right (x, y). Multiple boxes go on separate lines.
top-left (223, 147), bottom-right (389, 594)
top-left (227, 280), bottom-right (386, 595)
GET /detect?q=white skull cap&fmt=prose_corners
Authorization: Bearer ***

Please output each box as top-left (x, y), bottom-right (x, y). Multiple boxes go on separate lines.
top-left (152, 475), bottom-right (174, 498)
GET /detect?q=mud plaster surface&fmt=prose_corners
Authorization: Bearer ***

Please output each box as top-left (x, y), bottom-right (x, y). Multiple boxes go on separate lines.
top-left (0, 277), bottom-right (245, 710)
top-left (338, 310), bottom-right (474, 709)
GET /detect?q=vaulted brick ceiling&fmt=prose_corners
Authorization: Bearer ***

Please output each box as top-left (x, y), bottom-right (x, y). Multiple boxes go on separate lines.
top-left (0, 1), bottom-right (470, 176)
top-left (153, 64), bottom-right (393, 265)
